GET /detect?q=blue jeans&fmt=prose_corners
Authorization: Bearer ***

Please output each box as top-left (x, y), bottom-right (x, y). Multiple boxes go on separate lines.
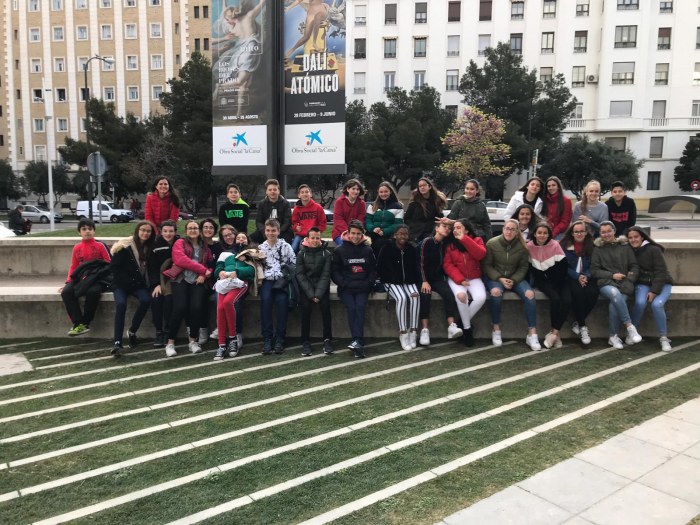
top-left (484, 279), bottom-right (537, 328)
top-left (334, 236), bottom-right (343, 246)
top-left (599, 285), bottom-right (632, 335)
top-left (113, 287), bottom-right (151, 343)
top-left (631, 284), bottom-right (672, 336)
top-left (260, 280), bottom-right (289, 341)
top-left (291, 235), bottom-right (303, 252)
top-left (339, 290), bottom-right (368, 343)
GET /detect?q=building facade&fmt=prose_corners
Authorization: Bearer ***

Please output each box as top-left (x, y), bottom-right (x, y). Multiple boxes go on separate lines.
top-left (346, 0), bottom-right (700, 202)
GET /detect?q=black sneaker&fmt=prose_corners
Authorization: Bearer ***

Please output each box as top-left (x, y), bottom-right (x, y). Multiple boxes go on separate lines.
top-left (353, 344), bottom-right (365, 359)
top-left (323, 339), bottom-right (334, 355)
top-left (228, 336), bottom-right (239, 357)
top-left (301, 342), bottom-right (312, 357)
top-left (153, 331), bottom-right (165, 348)
top-left (128, 331), bottom-right (139, 349)
top-left (213, 345), bottom-right (228, 361)
top-left (273, 338), bottom-right (285, 355)
top-left (462, 328), bottom-right (474, 347)
top-left (262, 339), bottom-right (273, 355)
top-left (348, 339), bottom-right (361, 350)
top-left (111, 341), bottom-right (122, 357)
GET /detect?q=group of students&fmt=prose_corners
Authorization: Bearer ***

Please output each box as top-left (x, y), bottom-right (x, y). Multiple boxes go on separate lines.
top-left (58, 174), bottom-right (674, 361)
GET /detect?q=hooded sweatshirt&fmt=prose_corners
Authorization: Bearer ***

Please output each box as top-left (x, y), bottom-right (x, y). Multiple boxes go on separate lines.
top-left (331, 234), bottom-right (375, 294)
top-left (606, 196), bottom-right (637, 235)
top-left (332, 194), bottom-right (366, 239)
top-left (145, 192), bottom-right (179, 231)
top-left (527, 239), bottom-right (568, 288)
top-left (292, 198), bottom-right (327, 237)
top-left (218, 198), bottom-right (250, 233)
top-left (543, 192), bottom-right (573, 238)
top-left (447, 196), bottom-right (492, 240)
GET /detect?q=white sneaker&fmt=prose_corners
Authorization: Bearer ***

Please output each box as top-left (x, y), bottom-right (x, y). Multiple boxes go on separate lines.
top-left (660, 336), bottom-right (672, 352)
top-left (571, 322), bottom-right (581, 336)
top-left (209, 328), bottom-right (219, 340)
top-left (608, 335), bottom-right (624, 350)
top-left (491, 330), bottom-right (502, 346)
top-left (408, 331), bottom-right (417, 349)
top-left (554, 336), bottom-right (563, 349)
top-left (399, 333), bottom-right (411, 351)
top-left (580, 326), bottom-right (591, 345)
top-left (236, 333), bottom-right (244, 349)
top-left (198, 328), bottom-right (208, 345)
top-left (419, 328), bottom-right (430, 346)
top-left (165, 343), bottom-right (177, 357)
top-left (526, 334), bottom-right (542, 351)
top-left (447, 323), bottom-right (463, 339)
top-left (544, 332), bottom-right (557, 349)
top-left (189, 341), bottom-right (202, 354)
top-left (626, 324), bottom-right (642, 344)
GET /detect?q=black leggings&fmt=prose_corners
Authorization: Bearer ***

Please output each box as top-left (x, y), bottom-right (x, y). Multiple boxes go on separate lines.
top-left (568, 278), bottom-right (600, 327)
top-left (419, 279), bottom-right (458, 321)
top-left (168, 281), bottom-right (208, 341)
top-left (535, 280), bottom-right (572, 331)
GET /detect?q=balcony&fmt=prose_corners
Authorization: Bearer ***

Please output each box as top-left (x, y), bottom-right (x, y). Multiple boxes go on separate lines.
top-left (353, 87), bottom-right (366, 94)
top-left (646, 118), bottom-right (668, 127)
top-left (567, 119), bottom-right (588, 129)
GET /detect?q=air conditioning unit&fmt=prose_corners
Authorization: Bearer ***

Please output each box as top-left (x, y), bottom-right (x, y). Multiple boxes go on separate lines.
top-left (587, 74), bottom-right (599, 84)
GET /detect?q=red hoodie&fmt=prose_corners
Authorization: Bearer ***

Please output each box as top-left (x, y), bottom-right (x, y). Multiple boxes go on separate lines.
top-left (66, 238), bottom-right (111, 282)
top-left (332, 194), bottom-right (366, 239)
top-left (145, 192), bottom-right (179, 231)
top-left (443, 235), bottom-right (487, 283)
top-left (545, 191), bottom-right (572, 238)
top-left (292, 198), bottom-right (327, 237)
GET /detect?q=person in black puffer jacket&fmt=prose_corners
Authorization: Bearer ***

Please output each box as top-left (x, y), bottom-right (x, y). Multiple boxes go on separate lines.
top-left (146, 219), bottom-right (179, 348)
top-left (110, 220), bottom-right (156, 356)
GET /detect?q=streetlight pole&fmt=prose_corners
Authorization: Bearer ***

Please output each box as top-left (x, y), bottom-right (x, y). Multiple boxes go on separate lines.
top-left (83, 55), bottom-right (114, 220)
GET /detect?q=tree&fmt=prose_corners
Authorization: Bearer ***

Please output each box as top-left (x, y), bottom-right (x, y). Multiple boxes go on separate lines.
top-left (674, 134), bottom-right (700, 191)
top-left (0, 159), bottom-right (25, 202)
top-left (538, 136), bottom-right (642, 198)
top-left (23, 161), bottom-right (71, 205)
top-left (441, 107), bottom-right (511, 191)
top-left (459, 42), bottom-right (577, 172)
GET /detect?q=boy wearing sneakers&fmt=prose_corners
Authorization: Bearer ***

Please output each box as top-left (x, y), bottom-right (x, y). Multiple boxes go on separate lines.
top-left (291, 184), bottom-right (327, 252)
top-left (295, 227), bottom-right (333, 356)
top-left (59, 218), bottom-right (111, 336)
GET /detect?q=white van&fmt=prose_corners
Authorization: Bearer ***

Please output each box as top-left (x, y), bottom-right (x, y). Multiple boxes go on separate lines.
top-left (76, 201), bottom-right (134, 223)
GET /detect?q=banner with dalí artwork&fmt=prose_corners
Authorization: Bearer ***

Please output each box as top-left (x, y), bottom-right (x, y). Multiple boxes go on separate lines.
top-left (283, 0), bottom-right (346, 173)
top-left (211, 0), bottom-right (271, 171)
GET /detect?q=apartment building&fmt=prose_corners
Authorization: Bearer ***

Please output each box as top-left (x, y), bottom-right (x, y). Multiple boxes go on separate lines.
top-left (0, 0), bottom-right (213, 171)
top-left (347, 0), bottom-right (700, 201)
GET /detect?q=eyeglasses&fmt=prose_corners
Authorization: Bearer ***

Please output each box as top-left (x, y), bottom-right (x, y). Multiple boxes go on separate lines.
top-left (202, 226), bottom-right (215, 230)
top-left (222, 233), bottom-right (235, 238)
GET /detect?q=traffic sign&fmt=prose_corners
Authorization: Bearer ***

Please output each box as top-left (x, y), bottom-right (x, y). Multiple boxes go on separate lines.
top-left (87, 151), bottom-right (108, 179)
top-left (691, 180), bottom-right (700, 191)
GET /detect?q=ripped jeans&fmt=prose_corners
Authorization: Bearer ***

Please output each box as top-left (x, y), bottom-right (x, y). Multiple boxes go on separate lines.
top-left (599, 285), bottom-right (632, 336)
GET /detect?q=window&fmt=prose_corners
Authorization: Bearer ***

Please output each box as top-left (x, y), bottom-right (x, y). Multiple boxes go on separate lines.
top-left (446, 70), bottom-right (459, 91)
top-left (647, 172), bottom-right (661, 190)
top-left (543, 0), bottom-right (557, 18)
top-left (385, 3), bottom-right (396, 24)
top-left (655, 63), bottom-right (669, 85)
top-left (384, 71), bottom-right (395, 92)
top-left (34, 119), bottom-right (45, 133)
top-left (414, 71), bottom-right (425, 91)
top-left (510, 33), bottom-right (523, 55)
top-left (125, 0), bottom-right (135, 6)
top-left (101, 0), bottom-right (111, 6)
top-left (448, 1), bottom-right (461, 22)
top-left (31, 59), bottom-right (42, 73)
top-left (384, 38), bottom-right (396, 58)
top-left (617, 0), bottom-right (638, 9)
top-left (127, 86), bottom-right (139, 101)
top-left (151, 54), bottom-right (163, 69)
top-left (355, 5), bottom-right (366, 25)
top-left (76, 25), bottom-right (88, 40)
top-left (612, 62), bottom-right (635, 84)
top-left (649, 137), bottom-right (664, 158)
top-left (150, 23), bottom-right (162, 38)
top-left (29, 28), bottom-right (40, 42)
top-left (576, 0), bottom-right (589, 16)
top-left (414, 37), bottom-right (427, 57)
top-left (694, 63), bottom-right (700, 85)
top-left (657, 28), bottom-right (671, 50)
top-left (353, 72), bottom-right (366, 94)
top-left (150, 0), bottom-right (161, 5)
top-left (541, 32), bottom-right (554, 53)
top-left (77, 56), bottom-right (88, 71)
top-left (693, 100), bottom-right (700, 117)
top-left (571, 103), bottom-right (584, 119)
top-left (80, 87), bottom-right (89, 101)
top-left (16, 89), bottom-right (21, 100)
top-left (53, 26), bottom-right (64, 41)
top-left (103, 87), bottom-right (115, 100)
top-left (175, 22), bottom-right (179, 34)
top-left (605, 137), bottom-right (627, 150)
top-left (33, 88), bottom-right (43, 101)
top-left (479, 0), bottom-right (492, 21)
top-left (152, 86), bottom-right (163, 100)
top-left (659, 1), bottom-right (672, 12)
top-left (52, 0), bottom-right (62, 9)
top-left (540, 67), bottom-right (553, 83)
top-left (415, 2), bottom-right (427, 23)
top-left (653, 100), bottom-right (666, 119)
top-left (447, 35), bottom-right (460, 56)
top-left (697, 27), bottom-right (700, 49)
top-left (610, 101), bottom-right (633, 117)
top-left (28, 0), bottom-right (39, 11)
top-left (126, 55), bottom-right (138, 70)
top-left (193, 5), bottom-right (199, 17)
top-left (102, 56), bottom-right (115, 71)
top-left (354, 39), bottom-right (366, 59)
top-left (511, 1), bottom-right (524, 19)
top-left (574, 31), bottom-right (588, 52)
top-left (55, 88), bottom-right (66, 102)
top-left (0, 136), bottom-right (3, 147)
top-left (572, 66), bottom-right (586, 87)
top-left (56, 118), bottom-right (68, 132)
top-left (614, 26), bottom-right (637, 48)
top-left (203, 5), bottom-right (208, 17)
top-left (125, 23), bottom-right (137, 38)
top-left (194, 38), bottom-right (200, 52)
top-left (478, 34), bottom-right (491, 56)
top-left (101, 25), bottom-right (112, 39)
top-left (35, 146), bottom-right (47, 162)
top-left (76, 0), bottom-right (86, 8)
top-left (53, 58), bottom-right (66, 73)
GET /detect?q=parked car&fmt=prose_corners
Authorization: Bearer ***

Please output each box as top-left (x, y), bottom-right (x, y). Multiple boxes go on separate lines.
top-left (21, 205), bottom-right (63, 223)
top-left (76, 201), bottom-right (133, 223)
top-left (137, 210), bottom-right (196, 221)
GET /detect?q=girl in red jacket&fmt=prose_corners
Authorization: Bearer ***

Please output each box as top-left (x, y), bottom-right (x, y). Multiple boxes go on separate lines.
top-left (332, 178), bottom-right (366, 245)
top-left (145, 176), bottom-right (180, 232)
top-left (542, 176), bottom-right (572, 240)
top-left (443, 219), bottom-right (487, 346)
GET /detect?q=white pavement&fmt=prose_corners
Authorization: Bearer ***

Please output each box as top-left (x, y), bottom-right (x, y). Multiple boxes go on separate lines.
top-left (0, 353), bottom-right (33, 376)
top-left (439, 397), bottom-right (700, 525)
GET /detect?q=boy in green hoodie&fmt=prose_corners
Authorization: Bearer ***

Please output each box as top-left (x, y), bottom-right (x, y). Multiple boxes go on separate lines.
top-left (218, 183), bottom-right (250, 233)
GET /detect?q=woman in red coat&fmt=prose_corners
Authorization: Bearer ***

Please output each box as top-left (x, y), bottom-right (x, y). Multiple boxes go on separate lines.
top-left (443, 219), bottom-right (487, 346)
top-left (542, 176), bottom-right (572, 241)
top-left (145, 176), bottom-right (180, 232)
